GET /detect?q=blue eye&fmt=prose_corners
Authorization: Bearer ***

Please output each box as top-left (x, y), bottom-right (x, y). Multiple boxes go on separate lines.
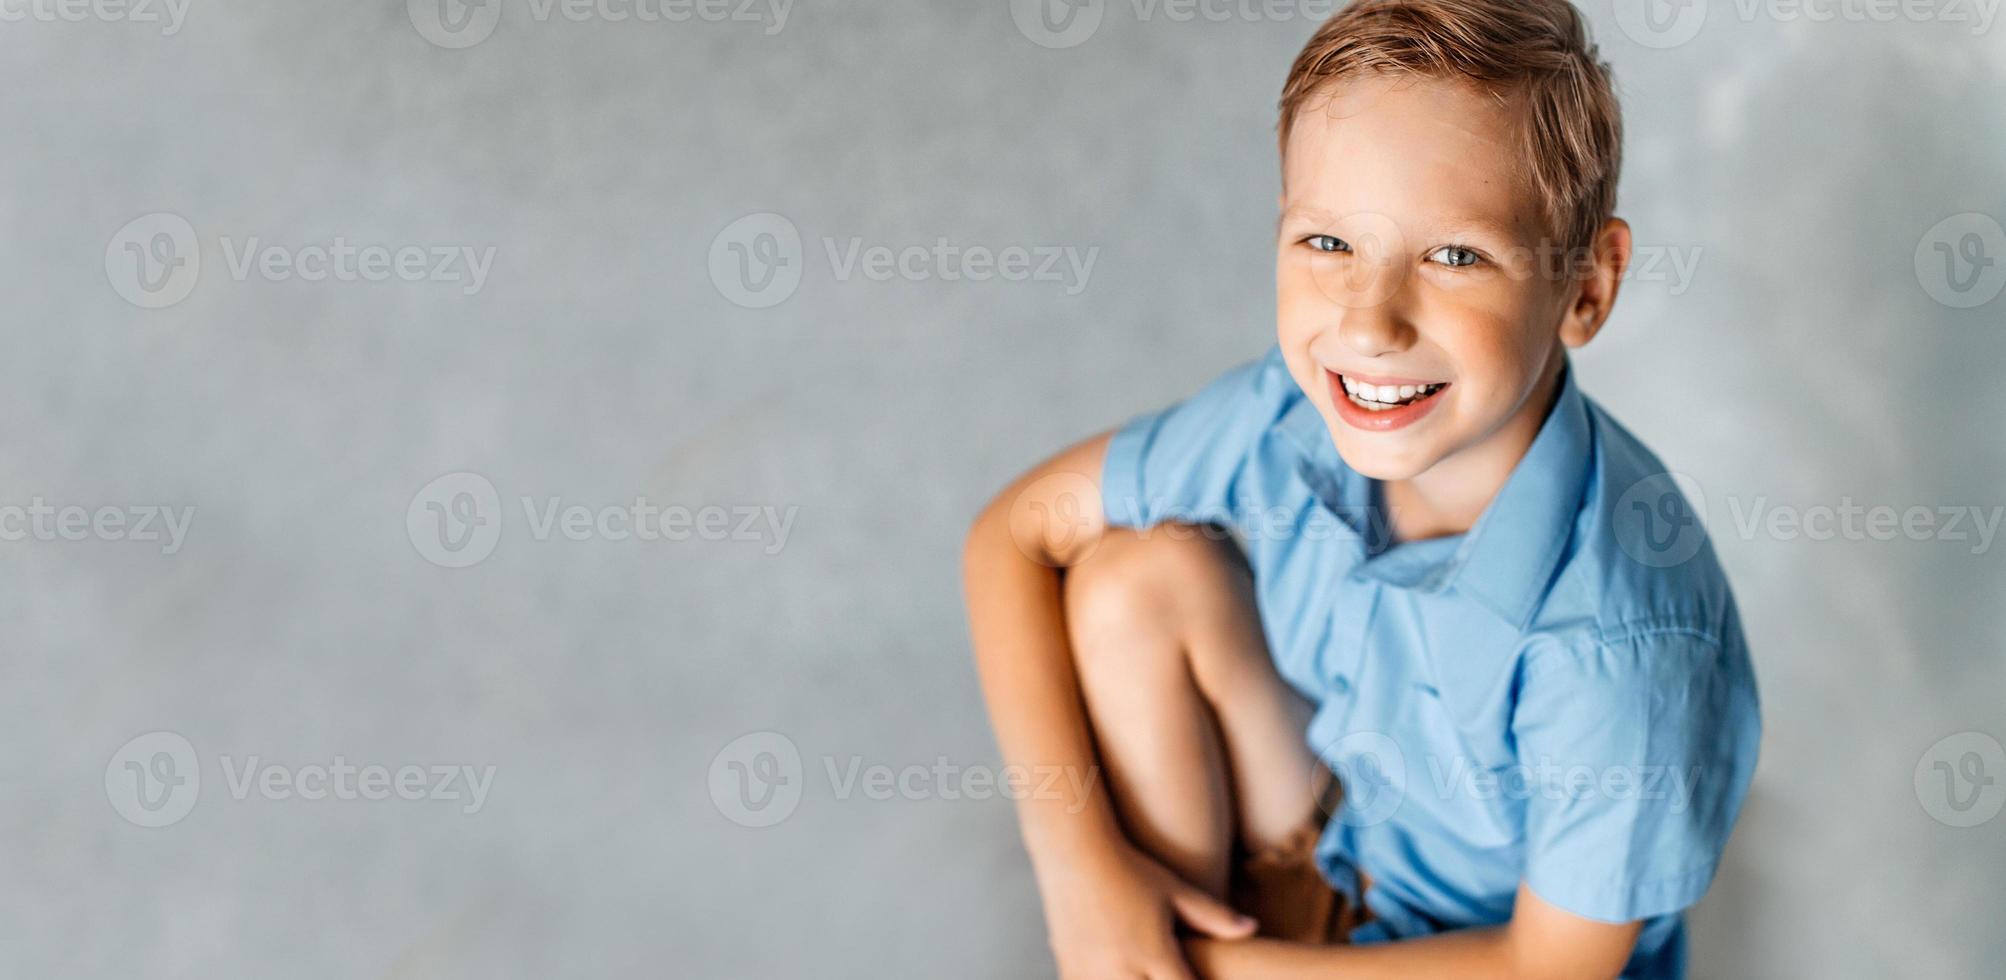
top-left (1304, 235), bottom-right (1350, 253)
top-left (1428, 246), bottom-right (1481, 267)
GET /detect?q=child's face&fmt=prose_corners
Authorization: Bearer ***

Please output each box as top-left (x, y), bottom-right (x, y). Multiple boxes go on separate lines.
top-left (1277, 75), bottom-right (1597, 482)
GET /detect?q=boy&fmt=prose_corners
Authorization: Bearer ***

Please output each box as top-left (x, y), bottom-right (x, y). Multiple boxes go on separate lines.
top-left (961, 1), bottom-right (1761, 978)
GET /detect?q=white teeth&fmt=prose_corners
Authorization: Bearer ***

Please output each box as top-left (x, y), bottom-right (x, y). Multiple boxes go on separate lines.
top-left (1339, 375), bottom-right (1444, 410)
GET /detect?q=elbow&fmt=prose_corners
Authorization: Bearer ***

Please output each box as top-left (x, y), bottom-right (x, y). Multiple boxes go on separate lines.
top-left (962, 491), bottom-right (1019, 592)
top-left (962, 495), bottom-right (1002, 572)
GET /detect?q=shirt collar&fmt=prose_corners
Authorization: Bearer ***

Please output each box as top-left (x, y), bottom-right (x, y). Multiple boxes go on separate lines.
top-left (1442, 364), bottom-right (1595, 629)
top-left (1277, 394), bottom-right (1386, 546)
top-left (1277, 362), bottom-right (1595, 629)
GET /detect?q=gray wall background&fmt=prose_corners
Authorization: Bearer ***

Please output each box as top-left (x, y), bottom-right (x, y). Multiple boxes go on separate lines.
top-left (5, 1), bottom-right (2004, 977)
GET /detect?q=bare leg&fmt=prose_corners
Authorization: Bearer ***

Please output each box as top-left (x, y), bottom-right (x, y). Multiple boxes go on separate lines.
top-left (1063, 526), bottom-right (1323, 900)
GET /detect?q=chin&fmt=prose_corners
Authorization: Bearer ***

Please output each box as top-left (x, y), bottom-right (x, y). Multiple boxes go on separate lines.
top-left (1328, 432), bottom-right (1439, 481)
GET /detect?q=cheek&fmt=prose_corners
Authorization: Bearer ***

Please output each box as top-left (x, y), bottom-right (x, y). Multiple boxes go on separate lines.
top-left (1425, 285), bottom-right (1553, 385)
top-left (1274, 264), bottom-right (1325, 400)
top-left (1275, 256), bottom-right (1322, 342)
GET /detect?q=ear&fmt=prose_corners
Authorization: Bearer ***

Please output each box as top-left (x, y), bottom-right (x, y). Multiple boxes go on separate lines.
top-left (1558, 218), bottom-right (1631, 349)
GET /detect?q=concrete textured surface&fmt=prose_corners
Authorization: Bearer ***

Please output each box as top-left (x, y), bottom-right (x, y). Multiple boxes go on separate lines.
top-left (3, 2), bottom-right (2004, 977)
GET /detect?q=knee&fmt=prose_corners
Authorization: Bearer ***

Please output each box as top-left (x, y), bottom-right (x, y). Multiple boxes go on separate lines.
top-left (1064, 526), bottom-right (1250, 661)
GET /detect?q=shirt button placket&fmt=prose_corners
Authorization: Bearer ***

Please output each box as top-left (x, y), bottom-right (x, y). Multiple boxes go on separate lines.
top-left (1326, 575), bottom-right (1377, 708)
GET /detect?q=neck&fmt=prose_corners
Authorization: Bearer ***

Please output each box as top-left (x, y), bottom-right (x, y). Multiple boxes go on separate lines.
top-left (1383, 354), bottom-right (1566, 543)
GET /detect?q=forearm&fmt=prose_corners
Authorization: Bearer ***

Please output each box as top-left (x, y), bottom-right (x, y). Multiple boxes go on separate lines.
top-left (1186, 928), bottom-right (1514, 980)
top-left (962, 502), bottom-right (1122, 880)
top-left (1186, 882), bottom-right (1638, 980)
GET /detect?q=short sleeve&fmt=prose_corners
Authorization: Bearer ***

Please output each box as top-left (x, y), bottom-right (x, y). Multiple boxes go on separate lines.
top-left (1102, 347), bottom-right (1298, 530)
top-left (1511, 630), bottom-right (1761, 923)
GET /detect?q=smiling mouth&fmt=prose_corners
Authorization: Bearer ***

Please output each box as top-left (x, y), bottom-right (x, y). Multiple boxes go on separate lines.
top-left (1337, 375), bottom-right (1447, 412)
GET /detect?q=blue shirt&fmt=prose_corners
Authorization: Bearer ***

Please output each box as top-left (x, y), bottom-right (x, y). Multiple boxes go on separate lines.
top-left (1102, 347), bottom-right (1760, 980)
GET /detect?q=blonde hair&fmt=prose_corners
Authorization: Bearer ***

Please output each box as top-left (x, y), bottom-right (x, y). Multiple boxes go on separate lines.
top-left (1278, 0), bottom-right (1622, 250)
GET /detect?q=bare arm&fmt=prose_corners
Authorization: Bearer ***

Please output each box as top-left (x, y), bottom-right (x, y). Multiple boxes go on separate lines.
top-left (1185, 883), bottom-right (1643, 980)
top-left (963, 433), bottom-right (1254, 980)
top-left (962, 432), bottom-right (1123, 868)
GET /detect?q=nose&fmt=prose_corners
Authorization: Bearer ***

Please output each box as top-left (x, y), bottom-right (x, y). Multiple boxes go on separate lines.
top-left (1335, 288), bottom-right (1416, 358)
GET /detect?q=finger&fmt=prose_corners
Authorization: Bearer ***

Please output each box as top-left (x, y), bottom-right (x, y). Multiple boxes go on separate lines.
top-left (1169, 887), bottom-right (1257, 939)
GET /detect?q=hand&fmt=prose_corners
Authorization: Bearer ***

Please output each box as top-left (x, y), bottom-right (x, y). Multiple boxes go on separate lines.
top-left (1038, 841), bottom-right (1257, 980)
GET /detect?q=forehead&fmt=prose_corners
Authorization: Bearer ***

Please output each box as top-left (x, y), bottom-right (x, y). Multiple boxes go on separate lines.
top-left (1282, 75), bottom-right (1537, 237)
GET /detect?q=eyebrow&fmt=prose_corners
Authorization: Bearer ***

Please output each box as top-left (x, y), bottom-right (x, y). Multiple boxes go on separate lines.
top-left (1278, 207), bottom-right (1525, 243)
top-left (1429, 213), bottom-right (1525, 242)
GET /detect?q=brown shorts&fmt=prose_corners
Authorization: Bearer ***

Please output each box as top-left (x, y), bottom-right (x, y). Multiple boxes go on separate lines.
top-left (1226, 773), bottom-right (1369, 945)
